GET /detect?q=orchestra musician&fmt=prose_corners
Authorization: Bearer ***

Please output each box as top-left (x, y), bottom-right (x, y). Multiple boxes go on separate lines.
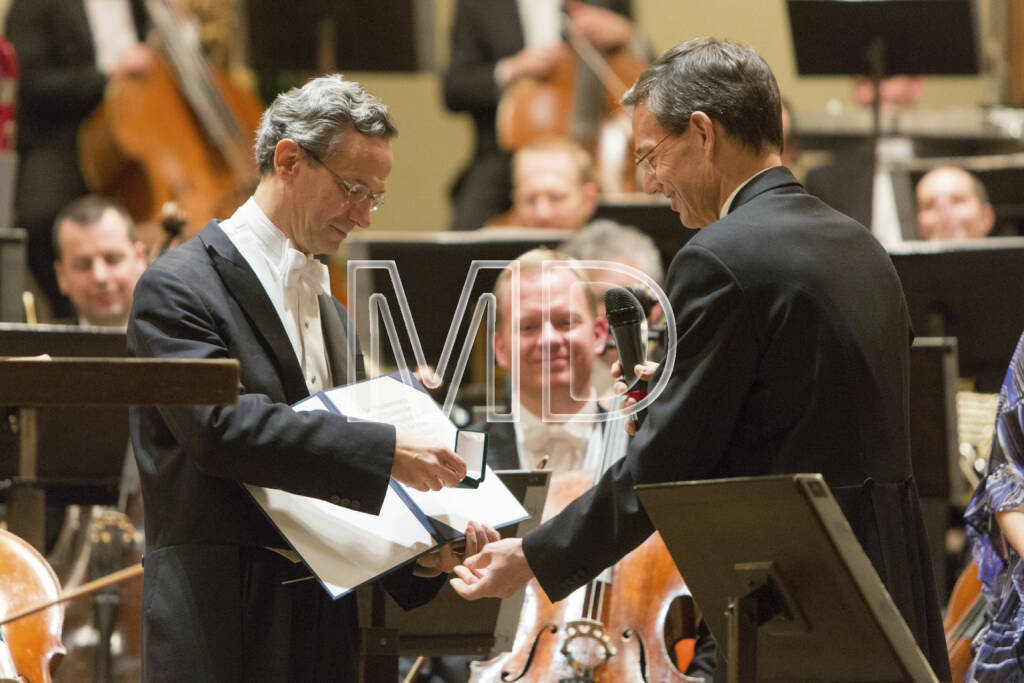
top-left (52, 195), bottom-right (148, 329)
top-left (5, 0), bottom-right (152, 319)
top-left (915, 166), bottom-right (995, 241)
top-left (490, 139), bottom-right (599, 230)
top-left (450, 37), bottom-right (951, 680)
top-left (127, 74), bottom-right (497, 682)
top-left (443, 0), bottom-right (638, 231)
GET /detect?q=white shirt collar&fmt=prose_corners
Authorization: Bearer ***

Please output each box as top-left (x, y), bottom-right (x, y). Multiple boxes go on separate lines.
top-left (235, 198), bottom-right (329, 292)
top-left (719, 167), bottom-right (776, 219)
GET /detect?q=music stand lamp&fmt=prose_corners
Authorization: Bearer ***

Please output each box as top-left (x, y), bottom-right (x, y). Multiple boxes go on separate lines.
top-left (636, 474), bottom-right (940, 683)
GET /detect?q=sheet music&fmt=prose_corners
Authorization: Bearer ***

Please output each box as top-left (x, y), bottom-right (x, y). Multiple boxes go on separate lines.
top-left (247, 376), bottom-right (529, 599)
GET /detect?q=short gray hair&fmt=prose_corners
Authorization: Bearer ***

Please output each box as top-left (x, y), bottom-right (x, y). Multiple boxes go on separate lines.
top-left (560, 219), bottom-right (663, 284)
top-left (254, 74), bottom-right (397, 174)
top-left (622, 37), bottom-right (782, 153)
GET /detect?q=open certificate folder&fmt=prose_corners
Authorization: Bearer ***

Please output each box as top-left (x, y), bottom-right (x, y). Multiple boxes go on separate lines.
top-left (246, 375), bottom-right (529, 599)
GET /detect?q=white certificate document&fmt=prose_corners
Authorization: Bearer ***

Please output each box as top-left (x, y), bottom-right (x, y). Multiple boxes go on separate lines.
top-left (246, 375), bottom-right (529, 599)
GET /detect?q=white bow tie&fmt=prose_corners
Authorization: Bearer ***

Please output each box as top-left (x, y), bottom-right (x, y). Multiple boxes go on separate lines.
top-left (279, 247), bottom-right (327, 296)
top-left (521, 421), bottom-right (587, 466)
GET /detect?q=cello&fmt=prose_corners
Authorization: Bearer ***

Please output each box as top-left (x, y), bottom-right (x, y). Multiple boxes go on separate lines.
top-left (469, 399), bottom-right (703, 682)
top-left (944, 560), bottom-right (985, 683)
top-left (0, 528), bottom-right (66, 682)
top-left (78, 0), bottom-right (263, 251)
top-left (0, 526), bottom-right (145, 683)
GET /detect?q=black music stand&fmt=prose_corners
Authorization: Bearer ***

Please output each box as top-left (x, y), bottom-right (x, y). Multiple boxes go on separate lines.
top-left (889, 237), bottom-right (1024, 392)
top-left (0, 325), bottom-right (131, 506)
top-left (0, 356), bottom-right (239, 551)
top-left (357, 469), bottom-right (551, 683)
top-left (787, 0), bottom-right (980, 233)
top-left (0, 229), bottom-right (26, 323)
top-left (636, 474), bottom-right (939, 683)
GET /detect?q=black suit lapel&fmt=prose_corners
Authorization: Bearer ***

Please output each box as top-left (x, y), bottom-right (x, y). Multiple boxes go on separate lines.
top-left (199, 222), bottom-right (309, 404)
top-left (318, 295), bottom-right (365, 386)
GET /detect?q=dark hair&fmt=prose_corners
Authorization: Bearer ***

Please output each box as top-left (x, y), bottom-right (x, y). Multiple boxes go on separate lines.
top-left (622, 37), bottom-right (782, 153)
top-left (52, 195), bottom-right (135, 260)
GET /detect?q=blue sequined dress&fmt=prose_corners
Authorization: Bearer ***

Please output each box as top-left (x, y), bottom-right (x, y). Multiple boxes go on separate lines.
top-left (966, 331), bottom-right (1024, 682)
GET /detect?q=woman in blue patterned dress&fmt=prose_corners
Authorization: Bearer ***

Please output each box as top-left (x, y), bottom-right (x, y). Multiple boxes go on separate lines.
top-left (966, 331), bottom-right (1024, 681)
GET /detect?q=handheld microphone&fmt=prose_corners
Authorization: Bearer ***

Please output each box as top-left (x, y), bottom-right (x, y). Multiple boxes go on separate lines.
top-left (604, 286), bottom-right (648, 430)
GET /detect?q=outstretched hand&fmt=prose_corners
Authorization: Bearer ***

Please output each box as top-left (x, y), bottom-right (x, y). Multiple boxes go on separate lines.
top-left (392, 428), bottom-right (466, 491)
top-left (610, 359), bottom-right (659, 435)
top-left (450, 537), bottom-right (535, 600)
top-left (415, 521), bottom-right (500, 577)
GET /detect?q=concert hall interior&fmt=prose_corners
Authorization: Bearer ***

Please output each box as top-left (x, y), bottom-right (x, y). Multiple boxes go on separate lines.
top-left (1, 0), bottom-right (1024, 681)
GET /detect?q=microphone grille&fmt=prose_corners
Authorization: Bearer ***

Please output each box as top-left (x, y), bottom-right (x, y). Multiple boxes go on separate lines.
top-left (604, 287), bottom-right (644, 327)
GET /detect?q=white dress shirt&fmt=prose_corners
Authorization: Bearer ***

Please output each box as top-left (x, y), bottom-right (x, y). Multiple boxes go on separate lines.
top-left (220, 198), bottom-right (332, 395)
top-left (84, 0), bottom-right (140, 75)
top-left (512, 395), bottom-right (605, 475)
top-left (517, 0), bottom-right (562, 49)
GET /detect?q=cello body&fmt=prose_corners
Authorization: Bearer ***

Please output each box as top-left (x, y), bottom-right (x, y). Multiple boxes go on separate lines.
top-left (944, 560), bottom-right (984, 683)
top-left (0, 528), bottom-right (65, 682)
top-left (78, 51), bottom-right (262, 246)
top-left (469, 471), bottom-right (701, 683)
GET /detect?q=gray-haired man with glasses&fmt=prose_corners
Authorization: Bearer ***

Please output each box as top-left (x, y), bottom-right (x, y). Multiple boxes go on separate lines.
top-left (127, 74), bottom-right (497, 682)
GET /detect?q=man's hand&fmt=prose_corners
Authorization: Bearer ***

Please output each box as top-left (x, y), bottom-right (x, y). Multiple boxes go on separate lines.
top-left (111, 43), bottom-right (156, 78)
top-left (566, 0), bottom-right (632, 52)
top-left (611, 359), bottom-right (659, 435)
top-left (495, 44), bottom-right (568, 88)
top-left (414, 521), bottom-right (501, 577)
top-left (392, 429), bottom-right (467, 491)
top-left (450, 537), bottom-right (535, 600)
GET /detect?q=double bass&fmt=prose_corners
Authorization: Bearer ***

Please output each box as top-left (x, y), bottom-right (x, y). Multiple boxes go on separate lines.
top-left (78, 0), bottom-right (263, 252)
top-left (469, 399), bottom-right (704, 682)
top-left (495, 3), bottom-right (648, 194)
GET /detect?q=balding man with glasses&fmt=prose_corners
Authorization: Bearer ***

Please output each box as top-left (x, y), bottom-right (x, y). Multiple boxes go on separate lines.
top-left (127, 74), bottom-right (496, 683)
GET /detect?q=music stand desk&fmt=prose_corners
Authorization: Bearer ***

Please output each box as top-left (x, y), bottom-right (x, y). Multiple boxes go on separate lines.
top-left (0, 357), bottom-right (239, 550)
top-left (636, 474), bottom-right (938, 683)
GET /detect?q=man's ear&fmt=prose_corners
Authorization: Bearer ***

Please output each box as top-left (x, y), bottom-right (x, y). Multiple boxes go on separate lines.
top-left (980, 203), bottom-right (996, 237)
top-left (53, 260), bottom-right (69, 296)
top-left (690, 111), bottom-right (715, 155)
top-left (493, 330), bottom-right (510, 369)
top-left (580, 182), bottom-right (599, 220)
top-left (274, 139), bottom-right (304, 177)
top-left (592, 315), bottom-right (609, 355)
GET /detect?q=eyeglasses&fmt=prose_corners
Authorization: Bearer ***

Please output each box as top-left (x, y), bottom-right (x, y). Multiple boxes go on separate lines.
top-left (633, 133), bottom-right (673, 175)
top-left (304, 148), bottom-right (386, 211)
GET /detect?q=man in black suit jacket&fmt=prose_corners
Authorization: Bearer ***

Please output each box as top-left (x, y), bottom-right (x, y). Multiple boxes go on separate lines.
top-left (452, 38), bottom-right (950, 680)
top-left (443, 0), bottom-right (634, 231)
top-left (128, 75), bottom-right (485, 682)
top-left (6, 0), bottom-right (151, 317)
